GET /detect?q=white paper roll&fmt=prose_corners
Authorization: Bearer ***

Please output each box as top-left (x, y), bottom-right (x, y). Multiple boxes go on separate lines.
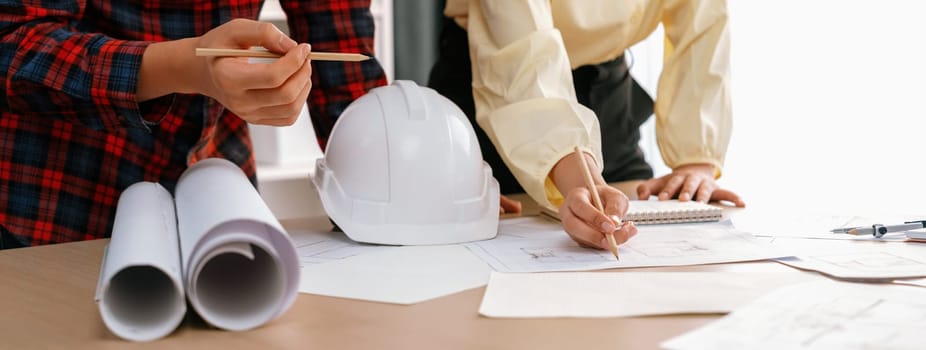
top-left (96, 182), bottom-right (186, 342)
top-left (174, 158), bottom-right (299, 331)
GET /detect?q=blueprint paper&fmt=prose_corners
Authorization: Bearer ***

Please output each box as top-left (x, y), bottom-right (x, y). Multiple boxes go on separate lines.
top-left (662, 280), bottom-right (926, 350)
top-left (767, 237), bottom-right (926, 281)
top-left (289, 228), bottom-right (397, 266)
top-left (466, 217), bottom-right (791, 273)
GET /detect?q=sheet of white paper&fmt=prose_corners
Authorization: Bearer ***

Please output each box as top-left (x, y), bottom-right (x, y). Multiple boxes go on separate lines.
top-left (767, 237), bottom-right (926, 281)
top-left (174, 158), bottom-right (299, 331)
top-left (662, 280), bottom-right (926, 350)
top-left (467, 217), bottom-right (790, 273)
top-left (95, 182), bottom-right (186, 342)
top-left (496, 216), bottom-right (566, 239)
top-left (299, 245), bottom-right (492, 304)
top-left (289, 228), bottom-right (396, 265)
top-left (479, 271), bottom-right (815, 318)
top-left (732, 210), bottom-right (920, 241)
top-left (894, 277), bottom-right (926, 288)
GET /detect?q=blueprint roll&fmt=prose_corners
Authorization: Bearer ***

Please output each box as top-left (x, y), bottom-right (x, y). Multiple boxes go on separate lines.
top-left (174, 158), bottom-right (300, 331)
top-left (96, 182), bottom-right (186, 342)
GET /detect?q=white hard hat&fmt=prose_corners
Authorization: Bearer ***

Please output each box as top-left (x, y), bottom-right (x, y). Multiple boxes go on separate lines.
top-left (312, 80), bottom-right (499, 245)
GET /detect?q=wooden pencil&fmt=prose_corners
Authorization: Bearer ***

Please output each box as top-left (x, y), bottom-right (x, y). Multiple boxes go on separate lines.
top-left (194, 48), bottom-right (370, 62)
top-left (574, 146), bottom-right (621, 260)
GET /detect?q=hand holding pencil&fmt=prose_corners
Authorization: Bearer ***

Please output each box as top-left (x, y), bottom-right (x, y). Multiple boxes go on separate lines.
top-left (553, 147), bottom-right (637, 258)
top-left (188, 19), bottom-right (316, 126)
top-left (139, 18), bottom-right (370, 127)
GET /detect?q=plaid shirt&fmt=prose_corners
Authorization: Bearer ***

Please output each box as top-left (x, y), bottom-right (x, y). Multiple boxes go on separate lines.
top-left (0, 0), bottom-right (387, 247)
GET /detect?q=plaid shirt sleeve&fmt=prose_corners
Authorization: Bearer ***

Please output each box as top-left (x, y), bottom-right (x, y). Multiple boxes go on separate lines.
top-left (0, 0), bottom-right (385, 247)
top-left (0, 1), bottom-right (160, 131)
top-left (281, 0), bottom-right (388, 148)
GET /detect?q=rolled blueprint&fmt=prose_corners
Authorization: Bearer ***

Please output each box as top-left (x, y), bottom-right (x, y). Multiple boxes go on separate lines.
top-left (96, 182), bottom-right (186, 342)
top-left (175, 158), bottom-right (299, 331)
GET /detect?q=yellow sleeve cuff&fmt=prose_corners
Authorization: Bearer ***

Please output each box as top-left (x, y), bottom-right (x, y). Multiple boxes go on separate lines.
top-left (543, 176), bottom-right (565, 211)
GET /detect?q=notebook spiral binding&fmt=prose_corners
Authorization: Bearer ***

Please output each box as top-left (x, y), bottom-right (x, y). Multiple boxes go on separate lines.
top-left (625, 201), bottom-right (722, 225)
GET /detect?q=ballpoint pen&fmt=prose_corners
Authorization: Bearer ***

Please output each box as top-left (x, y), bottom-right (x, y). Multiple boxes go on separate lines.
top-left (831, 220), bottom-right (926, 238)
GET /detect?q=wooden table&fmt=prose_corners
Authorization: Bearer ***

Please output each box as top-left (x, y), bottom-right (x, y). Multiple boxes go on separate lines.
top-left (0, 186), bottom-right (812, 349)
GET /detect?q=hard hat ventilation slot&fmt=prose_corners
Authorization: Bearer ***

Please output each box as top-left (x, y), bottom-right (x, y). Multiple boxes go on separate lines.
top-left (395, 80), bottom-right (427, 121)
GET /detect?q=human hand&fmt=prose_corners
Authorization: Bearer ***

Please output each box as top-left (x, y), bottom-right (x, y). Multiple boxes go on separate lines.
top-left (194, 19), bottom-right (312, 126)
top-left (499, 195), bottom-right (522, 215)
top-left (636, 164), bottom-right (745, 207)
top-left (558, 184), bottom-right (638, 250)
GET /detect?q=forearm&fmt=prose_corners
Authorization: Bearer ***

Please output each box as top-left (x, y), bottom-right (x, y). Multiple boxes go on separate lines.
top-left (467, 0), bottom-right (603, 209)
top-left (656, 0), bottom-right (731, 176)
top-left (1, 19), bottom-right (154, 129)
top-left (137, 38), bottom-right (199, 101)
top-left (550, 150), bottom-right (607, 195)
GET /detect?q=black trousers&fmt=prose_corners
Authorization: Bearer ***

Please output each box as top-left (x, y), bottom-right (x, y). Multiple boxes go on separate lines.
top-left (428, 19), bottom-right (655, 194)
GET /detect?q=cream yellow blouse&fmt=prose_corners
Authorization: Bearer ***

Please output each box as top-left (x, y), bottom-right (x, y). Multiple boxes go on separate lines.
top-left (445, 0), bottom-right (732, 209)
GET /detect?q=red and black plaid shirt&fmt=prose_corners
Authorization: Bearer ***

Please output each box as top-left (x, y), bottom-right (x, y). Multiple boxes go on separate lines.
top-left (0, 0), bottom-right (387, 247)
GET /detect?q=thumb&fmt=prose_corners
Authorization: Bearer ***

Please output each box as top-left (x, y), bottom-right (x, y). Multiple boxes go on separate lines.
top-left (225, 19), bottom-right (296, 53)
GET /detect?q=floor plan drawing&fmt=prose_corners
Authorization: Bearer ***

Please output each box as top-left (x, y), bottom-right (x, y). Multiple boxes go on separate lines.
top-left (519, 246), bottom-right (611, 263)
top-left (467, 220), bottom-right (790, 273)
top-left (289, 229), bottom-right (395, 266)
top-left (769, 237), bottom-right (926, 280)
top-left (625, 240), bottom-right (711, 258)
top-left (663, 281), bottom-right (926, 350)
top-left (811, 252), bottom-right (924, 271)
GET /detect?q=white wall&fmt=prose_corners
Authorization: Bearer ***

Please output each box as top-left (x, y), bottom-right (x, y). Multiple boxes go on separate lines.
top-left (633, 1), bottom-right (926, 215)
top-left (721, 1), bottom-right (926, 214)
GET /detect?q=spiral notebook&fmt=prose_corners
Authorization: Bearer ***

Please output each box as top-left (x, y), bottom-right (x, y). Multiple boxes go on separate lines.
top-left (625, 200), bottom-right (723, 224)
top-left (542, 200), bottom-right (722, 225)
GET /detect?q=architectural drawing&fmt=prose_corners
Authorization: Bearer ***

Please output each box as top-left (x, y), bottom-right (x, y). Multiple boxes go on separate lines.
top-left (289, 229), bottom-right (394, 266)
top-left (810, 252), bottom-right (924, 271)
top-left (663, 281), bottom-right (926, 350)
top-left (625, 240), bottom-right (710, 258)
top-left (466, 221), bottom-right (788, 273)
top-left (519, 247), bottom-right (610, 263)
top-left (771, 237), bottom-right (926, 280)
